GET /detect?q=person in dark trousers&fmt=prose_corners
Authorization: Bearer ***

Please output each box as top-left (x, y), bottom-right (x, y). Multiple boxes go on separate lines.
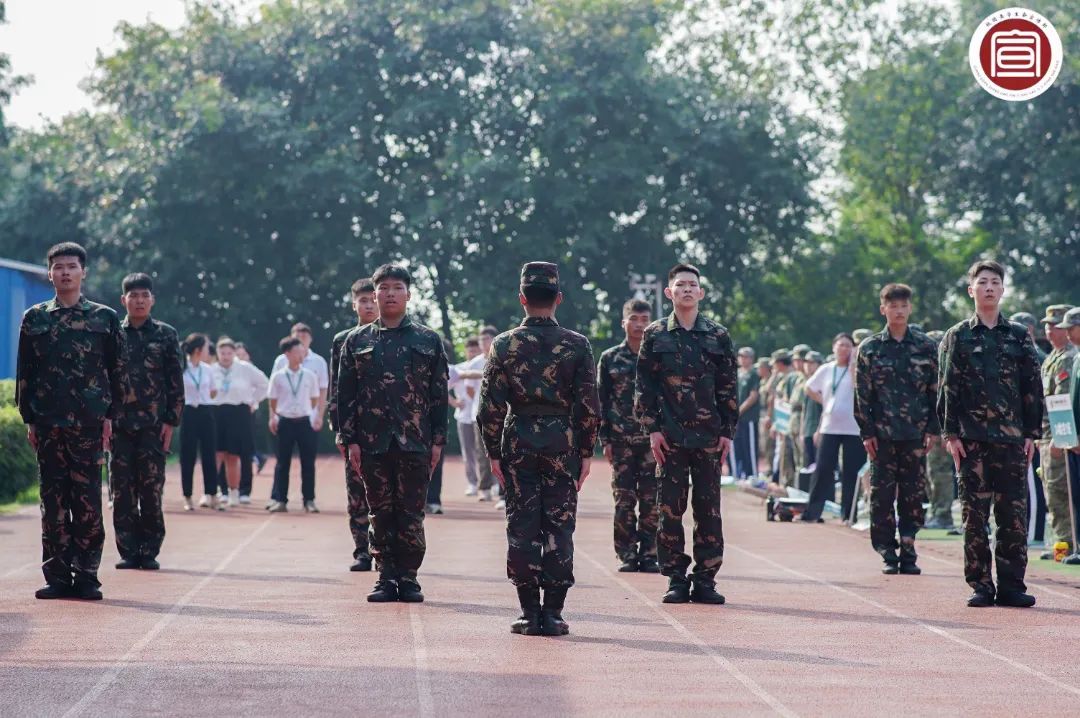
top-left (267, 337), bottom-right (321, 513)
top-left (732, 347), bottom-right (761, 479)
top-left (16, 242), bottom-right (127, 601)
top-left (180, 334), bottom-right (219, 511)
top-left (111, 273), bottom-right (184, 570)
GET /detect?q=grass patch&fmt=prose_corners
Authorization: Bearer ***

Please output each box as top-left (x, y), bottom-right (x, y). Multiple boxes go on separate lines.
top-left (0, 483), bottom-right (39, 515)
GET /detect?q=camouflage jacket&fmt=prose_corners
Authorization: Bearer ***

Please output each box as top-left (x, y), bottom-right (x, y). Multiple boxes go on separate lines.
top-left (327, 322), bottom-right (362, 434)
top-left (787, 373), bottom-right (807, 436)
top-left (597, 340), bottom-right (647, 447)
top-left (116, 317), bottom-right (184, 430)
top-left (337, 315), bottom-right (448, 453)
top-left (634, 312), bottom-right (738, 448)
top-left (854, 327), bottom-right (941, 440)
top-left (1040, 345), bottom-right (1077, 439)
top-left (16, 296), bottom-right (127, 427)
top-left (478, 316), bottom-right (600, 460)
top-left (937, 314), bottom-right (1043, 444)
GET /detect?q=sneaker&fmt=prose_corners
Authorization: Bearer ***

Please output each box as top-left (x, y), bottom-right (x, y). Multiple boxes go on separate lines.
top-left (267, 500), bottom-right (288, 513)
top-left (198, 494), bottom-right (213, 508)
top-left (495, 499), bottom-right (506, 511)
top-left (478, 490), bottom-right (492, 502)
top-left (255, 454), bottom-right (268, 474)
top-left (213, 494), bottom-right (227, 511)
top-left (183, 497), bottom-right (195, 512)
top-left (228, 489), bottom-right (240, 507)
top-left (425, 503), bottom-right (443, 515)
top-left (465, 485), bottom-right (478, 497)
top-left (303, 500), bottom-right (319, 514)
top-left (238, 494), bottom-right (252, 505)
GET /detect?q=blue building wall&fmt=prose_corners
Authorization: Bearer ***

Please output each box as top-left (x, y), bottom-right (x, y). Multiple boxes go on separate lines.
top-left (1, 262), bottom-right (54, 380)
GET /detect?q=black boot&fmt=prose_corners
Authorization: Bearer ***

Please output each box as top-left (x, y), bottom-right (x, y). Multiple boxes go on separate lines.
top-left (880, 548), bottom-right (900, 575)
top-left (995, 590), bottom-right (1036, 608)
top-left (662, 574), bottom-right (691, 604)
top-left (350, 555), bottom-right (373, 572)
top-left (397, 577), bottom-right (424, 603)
top-left (540, 587), bottom-right (570, 636)
top-left (511, 586), bottom-right (542, 636)
top-left (898, 542), bottom-right (920, 575)
top-left (617, 558), bottom-right (639, 572)
top-left (967, 588), bottom-right (995, 608)
top-left (637, 557), bottom-right (660, 574)
top-left (690, 575), bottom-right (725, 605)
top-left (367, 568), bottom-right (399, 603)
top-left (34, 583), bottom-right (72, 600)
top-left (115, 558), bottom-right (141, 570)
top-left (72, 581), bottom-right (103, 601)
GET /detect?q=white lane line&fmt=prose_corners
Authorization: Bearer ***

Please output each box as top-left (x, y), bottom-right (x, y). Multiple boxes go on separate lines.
top-left (62, 515), bottom-right (276, 718)
top-left (1, 561), bottom-right (39, 581)
top-left (409, 604), bottom-right (434, 718)
top-left (579, 550), bottom-right (798, 718)
top-left (727, 544), bottom-right (1080, 697)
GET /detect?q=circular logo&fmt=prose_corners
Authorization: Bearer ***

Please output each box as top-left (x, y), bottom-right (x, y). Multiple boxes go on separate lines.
top-left (969, 7), bottom-right (1063, 101)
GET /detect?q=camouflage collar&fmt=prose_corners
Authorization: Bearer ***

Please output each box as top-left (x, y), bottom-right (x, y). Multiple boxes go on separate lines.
top-left (121, 316), bottom-right (156, 331)
top-left (45, 295), bottom-right (91, 313)
top-left (375, 314), bottom-right (414, 331)
top-left (522, 316), bottom-right (559, 327)
top-left (665, 311), bottom-right (709, 333)
top-left (877, 324), bottom-right (914, 344)
top-left (966, 312), bottom-right (1009, 331)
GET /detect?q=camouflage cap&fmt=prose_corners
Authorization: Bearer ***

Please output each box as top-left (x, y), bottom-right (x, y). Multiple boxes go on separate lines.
top-left (1009, 312), bottom-right (1037, 328)
top-left (805, 351), bottom-right (824, 363)
top-left (771, 349), bottom-right (793, 364)
top-left (792, 343), bottom-right (811, 358)
top-left (852, 328), bottom-right (873, 344)
top-left (927, 330), bottom-right (945, 344)
top-left (1042, 304), bottom-right (1074, 327)
top-left (756, 358), bottom-right (771, 369)
top-left (737, 346), bottom-right (755, 358)
top-left (520, 261), bottom-right (559, 290)
top-left (1060, 307), bottom-right (1080, 329)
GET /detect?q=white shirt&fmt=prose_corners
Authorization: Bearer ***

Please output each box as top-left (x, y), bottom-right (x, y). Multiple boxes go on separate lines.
top-left (807, 361), bottom-right (859, 436)
top-left (183, 361), bottom-right (218, 407)
top-left (272, 350), bottom-right (329, 390)
top-left (213, 360), bottom-right (270, 408)
top-left (465, 354), bottom-right (488, 421)
top-left (268, 367), bottom-right (320, 420)
top-left (449, 362), bottom-right (474, 424)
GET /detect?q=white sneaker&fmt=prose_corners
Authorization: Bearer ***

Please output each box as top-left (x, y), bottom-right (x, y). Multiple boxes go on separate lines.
top-left (495, 499), bottom-right (506, 511)
top-left (228, 489), bottom-right (240, 507)
top-left (238, 494), bottom-right (252, 505)
top-left (464, 485), bottom-right (478, 497)
top-left (183, 497), bottom-right (195, 512)
top-left (478, 490), bottom-right (492, 502)
top-left (214, 494), bottom-right (227, 511)
top-left (199, 494), bottom-right (214, 508)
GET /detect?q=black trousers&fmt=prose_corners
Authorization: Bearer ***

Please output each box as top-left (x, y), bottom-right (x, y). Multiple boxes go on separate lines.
top-left (426, 451), bottom-right (445, 505)
top-left (271, 417), bottom-right (317, 503)
top-left (802, 434), bottom-right (867, 521)
top-left (732, 417), bottom-right (758, 479)
top-left (180, 405), bottom-right (217, 497)
top-left (803, 435), bottom-right (817, 467)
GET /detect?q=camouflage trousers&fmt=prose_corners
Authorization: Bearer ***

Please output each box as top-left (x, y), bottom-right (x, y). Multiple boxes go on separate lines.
top-left (37, 425), bottom-right (105, 588)
top-left (869, 439), bottom-right (926, 560)
top-left (503, 450), bottom-right (580, 589)
top-left (778, 434), bottom-right (797, 486)
top-left (1039, 441), bottom-right (1074, 551)
top-left (958, 440), bottom-right (1028, 594)
top-left (926, 444), bottom-right (956, 524)
top-left (345, 456), bottom-right (371, 560)
top-left (610, 444), bottom-right (658, 562)
top-left (657, 446), bottom-right (724, 579)
top-left (111, 426), bottom-right (168, 562)
top-left (361, 447), bottom-right (430, 579)
top-left (760, 419), bottom-right (774, 476)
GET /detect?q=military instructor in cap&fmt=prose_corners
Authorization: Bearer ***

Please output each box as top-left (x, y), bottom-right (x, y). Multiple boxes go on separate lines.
top-left (1037, 304), bottom-right (1076, 558)
top-left (478, 262), bottom-right (600, 636)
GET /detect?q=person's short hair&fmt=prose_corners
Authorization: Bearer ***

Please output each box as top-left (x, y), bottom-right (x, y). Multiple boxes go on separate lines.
top-left (480, 325), bottom-right (498, 338)
top-left (667, 263), bottom-right (701, 284)
top-left (122, 272), bottom-right (154, 294)
top-left (234, 342), bottom-right (246, 351)
top-left (46, 242), bottom-right (87, 268)
top-left (879, 283), bottom-right (912, 303)
top-left (622, 299), bottom-right (652, 318)
top-left (279, 336), bottom-right (303, 354)
top-left (372, 263), bottom-right (412, 288)
top-left (351, 277), bottom-right (375, 296)
top-left (522, 286), bottom-right (558, 309)
top-left (967, 259), bottom-right (1005, 282)
top-left (465, 337), bottom-right (481, 348)
top-left (182, 333), bottom-right (209, 356)
top-left (216, 336), bottom-right (236, 350)
top-left (290, 322), bottom-right (312, 336)
top-left (833, 332), bottom-right (855, 345)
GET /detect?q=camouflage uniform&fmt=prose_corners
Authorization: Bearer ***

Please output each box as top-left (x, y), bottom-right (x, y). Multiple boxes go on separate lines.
top-left (774, 366), bottom-right (799, 486)
top-left (938, 313), bottom-right (1043, 595)
top-left (1038, 305), bottom-right (1077, 551)
top-left (598, 340), bottom-right (657, 564)
top-left (635, 312), bottom-right (738, 580)
top-left (478, 265), bottom-right (600, 590)
top-left (337, 315), bottom-right (448, 580)
top-left (759, 366), bottom-right (778, 473)
top-left (16, 296), bottom-right (127, 590)
top-left (854, 327), bottom-right (939, 567)
top-left (111, 317), bottom-right (184, 563)
top-left (801, 353), bottom-right (824, 466)
top-left (329, 323), bottom-right (370, 561)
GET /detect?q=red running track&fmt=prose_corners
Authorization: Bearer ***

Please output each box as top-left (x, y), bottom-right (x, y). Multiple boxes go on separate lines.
top-left (1, 456), bottom-right (1078, 717)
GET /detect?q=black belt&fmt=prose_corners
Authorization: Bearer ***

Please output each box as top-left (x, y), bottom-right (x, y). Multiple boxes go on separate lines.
top-left (511, 404), bottom-right (570, 417)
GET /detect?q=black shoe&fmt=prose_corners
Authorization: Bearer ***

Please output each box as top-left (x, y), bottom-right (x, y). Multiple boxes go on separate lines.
top-left (995, 591), bottom-right (1036, 608)
top-left (1039, 551), bottom-right (1055, 561)
top-left (967, 589), bottom-right (995, 608)
top-left (662, 575), bottom-right (691, 604)
top-left (882, 563), bottom-right (900, 575)
top-left (690, 576), bottom-right (726, 605)
top-left (899, 563), bottom-right (921, 575)
top-left (35, 584), bottom-right (72, 600)
top-left (73, 583), bottom-right (103, 601)
top-left (350, 556), bottom-right (373, 572)
top-left (540, 587), bottom-right (569, 636)
top-left (367, 579), bottom-right (399, 603)
top-left (140, 559), bottom-right (160, 571)
top-left (511, 586), bottom-right (542, 636)
top-left (115, 558), bottom-right (141, 570)
top-left (397, 578), bottom-right (424, 603)
top-left (617, 558), bottom-right (638, 572)
top-left (637, 558), bottom-right (660, 574)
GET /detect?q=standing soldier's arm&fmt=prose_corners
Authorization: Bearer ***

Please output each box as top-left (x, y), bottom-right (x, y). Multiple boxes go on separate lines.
top-left (574, 341), bottom-right (602, 459)
top-left (327, 334), bottom-right (343, 434)
top-left (15, 314), bottom-right (37, 427)
top-left (428, 340), bottom-right (449, 448)
top-left (596, 352), bottom-right (613, 446)
top-left (924, 343), bottom-right (942, 437)
top-left (1018, 332), bottom-right (1044, 440)
top-left (164, 329), bottom-right (185, 427)
top-left (713, 333), bottom-right (738, 439)
top-left (338, 336), bottom-right (361, 448)
top-left (634, 327), bottom-right (662, 434)
top-left (477, 345), bottom-right (510, 460)
top-left (937, 330), bottom-right (960, 439)
top-left (105, 312), bottom-right (129, 420)
top-left (853, 344), bottom-right (874, 439)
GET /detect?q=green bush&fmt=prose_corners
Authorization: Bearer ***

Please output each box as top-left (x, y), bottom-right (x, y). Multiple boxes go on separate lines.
top-left (0, 379), bottom-right (15, 409)
top-left (0, 406), bottom-right (37, 503)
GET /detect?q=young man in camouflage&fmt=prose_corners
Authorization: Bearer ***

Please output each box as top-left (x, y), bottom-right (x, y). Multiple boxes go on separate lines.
top-left (17, 243), bottom-right (127, 600)
top-left (771, 351), bottom-right (797, 485)
top-left (478, 262), bottom-right (600, 637)
top-left (854, 283), bottom-right (939, 575)
top-left (801, 351), bottom-right (824, 468)
top-left (635, 263), bottom-right (738, 605)
top-left (111, 273), bottom-right (184, 571)
top-left (922, 329), bottom-right (957, 531)
top-left (755, 358), bottom-right (772, 472)
top-left (598, 299), bottom-right (659, 574)
top-left (1037, 304), bottom-right (1076, 558)
top-left (787, 345), bottom-right (811, 472)
top-left (328, 277), bottom-right (379, 572)
top-left (339, 265), bottom-right (449, 603)
top-left (938, 260), bottom-right (1043, 608)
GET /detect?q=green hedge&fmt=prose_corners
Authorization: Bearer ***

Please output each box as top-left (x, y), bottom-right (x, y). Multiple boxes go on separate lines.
top-left (0, 405), bottom-right (37, 503)
top-left (0, 379), bottom-right (15, 409)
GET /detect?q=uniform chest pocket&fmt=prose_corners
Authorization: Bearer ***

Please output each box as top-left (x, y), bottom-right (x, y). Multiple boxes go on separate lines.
top-left (144, 342), bottom-right (165, 369)
top-left (351, 345), bottom-right (375, 376)
top-left (871, 356), bottom-right (897, 379)
top-left (411, 344), bottom-right (435, 381)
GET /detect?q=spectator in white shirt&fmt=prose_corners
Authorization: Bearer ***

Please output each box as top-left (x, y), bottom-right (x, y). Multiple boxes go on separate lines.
top-left (801, 333), bottom-right (867, 523)
top-left (451, 337), bottom-right (484, 496)
top-left (180, 333), bottom-right (219, 511)
top-left (212, 337), bottom-right (270, 508)
top-left (267, 337), bottom-right (321, 513)
top-left (459, 326), bottom-right (500, 502)
top-left (271, 322), bottom-right (329, 431)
